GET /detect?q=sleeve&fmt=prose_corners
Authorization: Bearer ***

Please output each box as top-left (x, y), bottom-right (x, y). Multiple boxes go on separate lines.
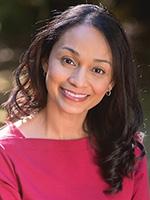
top-left (0, 145), bottom-right (22, 200)
top-left (132, 155), bottom-right (150, 200)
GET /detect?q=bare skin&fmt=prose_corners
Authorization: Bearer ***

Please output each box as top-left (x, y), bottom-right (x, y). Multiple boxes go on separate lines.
top-left (16, 24), bottom-right (113, 140)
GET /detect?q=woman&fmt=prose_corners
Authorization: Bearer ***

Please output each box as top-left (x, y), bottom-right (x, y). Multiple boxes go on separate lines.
top-left (0, 3), bottom-right (149, 200)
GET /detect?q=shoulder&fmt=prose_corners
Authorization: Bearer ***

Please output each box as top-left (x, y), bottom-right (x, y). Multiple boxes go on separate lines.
top-left (133, 132), bottom-right (148, 174)
top-left (0, 122), bottom-right (27, 170)
top-left (0, 122), bottom-right (24, 148)
top-left (133, 131), bottom-right (145, 157)
top-left (0, 124), bottom-right (14, 140)
top-left (0, 124), bottom-right (14, 153)
top-left (132, 137), bottom-right (150, 198)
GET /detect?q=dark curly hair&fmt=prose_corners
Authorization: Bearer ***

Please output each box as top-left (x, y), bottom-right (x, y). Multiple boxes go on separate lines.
top-left (3, 3), bottom-right (144, 194)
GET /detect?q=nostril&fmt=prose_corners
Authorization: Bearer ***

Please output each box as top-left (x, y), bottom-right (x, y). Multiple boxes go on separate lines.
top-left (68, 76), bottom-right (80, 87)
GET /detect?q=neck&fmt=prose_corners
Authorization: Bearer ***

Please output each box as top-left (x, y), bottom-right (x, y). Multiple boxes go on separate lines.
top-left (38, 103), bottom-right (88, 140)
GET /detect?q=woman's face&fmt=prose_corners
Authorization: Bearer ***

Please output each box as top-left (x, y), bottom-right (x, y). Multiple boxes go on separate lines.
top-left (44, 24), bottom-right (113, 115)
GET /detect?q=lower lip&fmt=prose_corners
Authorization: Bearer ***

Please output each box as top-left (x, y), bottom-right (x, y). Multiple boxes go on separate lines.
top-left (60, 88), bottom-right (89, 102)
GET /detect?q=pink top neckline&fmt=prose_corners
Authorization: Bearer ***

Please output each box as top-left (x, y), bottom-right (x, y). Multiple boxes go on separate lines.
top-left (7, 121), bottom-right (89, 143)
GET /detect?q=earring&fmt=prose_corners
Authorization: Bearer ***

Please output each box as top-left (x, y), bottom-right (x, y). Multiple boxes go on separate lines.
top-left (106, 90), bottom-right (111, 96)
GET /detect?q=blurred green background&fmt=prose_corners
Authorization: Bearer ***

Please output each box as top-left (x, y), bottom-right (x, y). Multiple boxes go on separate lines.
top-left (0, 0), bottom-right (150, 174)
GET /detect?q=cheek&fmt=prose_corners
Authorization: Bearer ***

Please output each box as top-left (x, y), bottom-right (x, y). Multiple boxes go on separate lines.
top-left (47, 61), bottom-right (66, 83)
top-left (48, 60), bottom-right (59, 75)
top-left (92, 80), bottom-right (110, 96)
top-left (89, 81), bottom-right (109, 109)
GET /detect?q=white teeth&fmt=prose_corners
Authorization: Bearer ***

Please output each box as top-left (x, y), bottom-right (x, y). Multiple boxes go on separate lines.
top-left (64, 89), bottom-right (87, 98)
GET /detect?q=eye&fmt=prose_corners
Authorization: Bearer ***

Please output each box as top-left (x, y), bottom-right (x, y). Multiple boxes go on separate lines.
top-left (61, 57), bottom-right (76, 66)
top-left (92, 67), bottom-right (105, 75)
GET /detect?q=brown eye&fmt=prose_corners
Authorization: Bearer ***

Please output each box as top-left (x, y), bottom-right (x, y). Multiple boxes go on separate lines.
top-left (61, 57), bottom-right (76, 66)
top-left (92, 67), bottom-right (105, 75)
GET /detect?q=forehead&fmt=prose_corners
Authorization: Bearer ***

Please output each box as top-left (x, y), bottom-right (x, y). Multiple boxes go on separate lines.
top-left (51, 24), bottom-right (112, 62)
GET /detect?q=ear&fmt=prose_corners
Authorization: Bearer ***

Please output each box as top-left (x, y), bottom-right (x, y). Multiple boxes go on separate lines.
top-left (42, 59), bottom-right (48, 73)
top-left (108, 80), bottom-right (114, 91)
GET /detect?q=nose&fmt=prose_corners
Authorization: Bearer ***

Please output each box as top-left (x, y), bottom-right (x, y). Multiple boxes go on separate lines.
top-left (68, 67), bottom-right (88, 88)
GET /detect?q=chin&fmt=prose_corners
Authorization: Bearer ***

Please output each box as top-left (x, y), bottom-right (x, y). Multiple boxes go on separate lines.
top-left (58, 103), bottom-right (88, 115)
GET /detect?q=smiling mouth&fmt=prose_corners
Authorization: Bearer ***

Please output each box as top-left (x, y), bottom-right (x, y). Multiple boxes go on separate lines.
top-left (60, 87), bottom-right (89, 102)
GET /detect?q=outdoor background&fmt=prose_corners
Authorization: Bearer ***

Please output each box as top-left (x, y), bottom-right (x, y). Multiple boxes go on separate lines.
top-left (0, 0), bottom-right (150, 174)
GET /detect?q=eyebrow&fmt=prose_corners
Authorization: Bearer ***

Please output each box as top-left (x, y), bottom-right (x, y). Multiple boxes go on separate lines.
top-left (62, 46), bottom-right (80, 56)
top-left (62, 46), bottom-right (112, 66)
top-left (94, 58), bottom-right (112, 66)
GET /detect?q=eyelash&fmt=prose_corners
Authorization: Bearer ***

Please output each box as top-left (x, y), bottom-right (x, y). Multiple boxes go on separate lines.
top-left (61, 57), bottom-right (76, 66)
top-left (61, 56), bottom-right (105, 75)
top-left (91, 67), bottom-right (105, 75)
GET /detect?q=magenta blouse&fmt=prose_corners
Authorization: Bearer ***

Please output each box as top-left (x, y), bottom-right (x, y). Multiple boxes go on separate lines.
top-left (0, 123), bottom-right (149, 200)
